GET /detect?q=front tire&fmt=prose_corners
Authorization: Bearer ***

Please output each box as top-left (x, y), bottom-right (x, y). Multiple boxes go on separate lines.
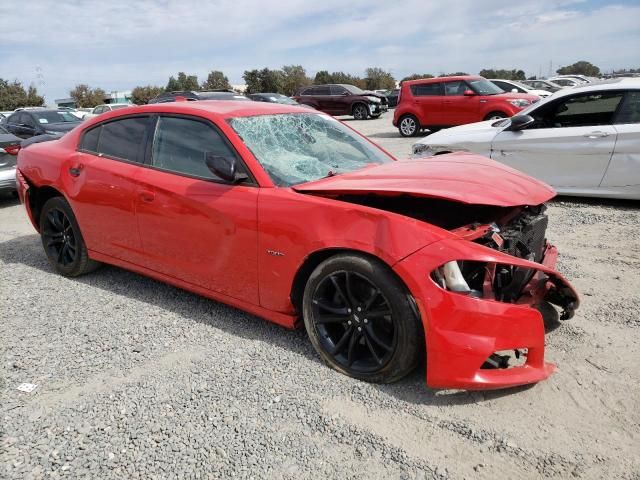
top-left (302, 254), bottom-right (423, 384)
top-left (398, 115), bottom-right (420, 137)
top-left (40, 197), bottom-right (100, 277)
top-left (484, 111), bottom-right (507, 121)
top-left (352, 103), bottom-right (369, 120)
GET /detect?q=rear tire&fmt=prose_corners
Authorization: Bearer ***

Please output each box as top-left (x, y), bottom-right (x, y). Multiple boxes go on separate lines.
top-left (302, 253), bottom-right (423, 384)
top-left (484, 111), bottom-right (507, 121)
top-left (40, 197), bottom-right (100, 277)
top-left (398, 115), bottom-right (420, 137)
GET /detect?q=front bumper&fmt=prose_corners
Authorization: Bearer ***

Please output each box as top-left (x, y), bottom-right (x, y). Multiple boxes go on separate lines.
top-left (394, 238), bottom-right (579, 390)
top-left (369, 103), bottom-right (388, 115)
top-left (0, 166), bottom-right (17, 193)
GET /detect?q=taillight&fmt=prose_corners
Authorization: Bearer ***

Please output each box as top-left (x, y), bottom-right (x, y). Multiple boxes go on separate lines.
top-left (4, 144), bottom-right (20, 155)
top-left (397, 87), bottom-right (402, 104)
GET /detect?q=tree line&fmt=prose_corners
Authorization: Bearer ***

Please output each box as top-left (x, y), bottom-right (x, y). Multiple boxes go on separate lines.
top-left (0, 60), bottom-right (632, 110)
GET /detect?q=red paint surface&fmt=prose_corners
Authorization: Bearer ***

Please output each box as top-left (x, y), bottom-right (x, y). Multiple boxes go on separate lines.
top-left (16, 101), bottom-right (578, 390)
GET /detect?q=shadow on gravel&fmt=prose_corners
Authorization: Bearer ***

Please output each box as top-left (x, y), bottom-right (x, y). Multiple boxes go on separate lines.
top-left (0, 193), bottom-right (19, 208)
top-left (551, 196), bottom-right (640, 210)
top-left (1, 234), bottom-right (530, 406)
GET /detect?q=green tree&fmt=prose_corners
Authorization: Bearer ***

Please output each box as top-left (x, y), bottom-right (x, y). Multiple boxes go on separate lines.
top-left (202, 70), bottom-right (231, 90)
top-left (131, 85), bottom-right (164, 105)
top-left (242, 68), bottom-right (285, 94)
top-left (479, 68), bottom-right (526, 80)
top-left (0, 79), bottom-right (44, 110)
top-left (439, 72), bottom-right (470, 77)
top-left (165, 72), bottom-right (199, 91)
top-left (314, 70), bottom-right (333, 85)
top-left (556, 61), bottom-right (600, 77)
top-left (400, 73), bottom-right (434, 83)
top-left (364, 67), bottom-right (396, 90)
top-left (281, 65), bottom-right (310, 96)
top-left (70, 84), bottom-right (106, 108)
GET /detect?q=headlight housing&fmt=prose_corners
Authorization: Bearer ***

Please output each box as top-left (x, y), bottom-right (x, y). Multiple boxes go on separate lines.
top-left (365, 96), bottom-right (381, 104)
top-left (412, 143), bottom-right (433, 156)
top-left (508, 99), bottom-right (531, 108)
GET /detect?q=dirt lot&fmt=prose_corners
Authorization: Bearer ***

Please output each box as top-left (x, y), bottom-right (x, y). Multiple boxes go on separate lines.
top-left (1, 115), bottom-right (639, 479)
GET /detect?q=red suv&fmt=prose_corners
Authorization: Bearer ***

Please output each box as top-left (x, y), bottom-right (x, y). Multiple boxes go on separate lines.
top-left (393, 76), bottom-right (539, 136)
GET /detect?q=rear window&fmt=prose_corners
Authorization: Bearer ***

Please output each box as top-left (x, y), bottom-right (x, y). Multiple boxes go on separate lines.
top-left (410, 83), bottom-right (443, 96)
top-left (80, 127), bottom-right (100, 152)
top-left (96, 117), bottom-right (149, 163)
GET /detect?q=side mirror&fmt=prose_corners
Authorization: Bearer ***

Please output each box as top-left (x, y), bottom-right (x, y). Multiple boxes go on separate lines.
top-left (508, 114), bottom-right (535, 131)
top-left (463, 90), bottom-right (475, 96)
top-left (205, 153), bottom-right (248, 183)
top-left (511, 88), bottom-right (518, 93)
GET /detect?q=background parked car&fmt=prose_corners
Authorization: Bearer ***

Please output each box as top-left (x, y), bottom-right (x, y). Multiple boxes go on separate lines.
top-left (522, 79), bottom-right (564, 93)
top-left (83, 103), bottom-right (134, 119)
top-left (0, 125), bottom-right (21, 195)
top-left (293, 84), bottom-right (388, 120)
top-left (393, 75), bottom-right (539, 137)
top-left (548, 77), bottom-right (582, 87)
top-left (377, 89), bottom-right (400, 107)
top-left (149, 90), bottom-right (250, 104)
top-left (489, 79), bottom-right (551, 97)
top-left (4, 109), bottom-right (81, 139)
top-left (57, 106), bottom-right (89, 120)
top-left (247, 93), bottom-right (304, 106)
top-left (412, 78), bottom-right (640, 199)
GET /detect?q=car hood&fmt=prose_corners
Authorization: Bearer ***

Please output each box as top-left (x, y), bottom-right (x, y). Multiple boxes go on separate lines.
top-left (293, 153), bottom-right (556, 207)
top-left (41, 122), bottom-right (81, 133)
top-left (415, 120), bottom-right (502, 146)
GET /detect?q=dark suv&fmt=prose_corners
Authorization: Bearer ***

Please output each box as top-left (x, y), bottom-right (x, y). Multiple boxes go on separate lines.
top-left (149, 90), bottom-right (250, 103)
top-left (293, 84), bottom-right (388, 119)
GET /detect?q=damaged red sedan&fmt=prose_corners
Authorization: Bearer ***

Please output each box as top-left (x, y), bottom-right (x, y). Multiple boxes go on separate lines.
top-left (16, 101), bottom-right (579, 390)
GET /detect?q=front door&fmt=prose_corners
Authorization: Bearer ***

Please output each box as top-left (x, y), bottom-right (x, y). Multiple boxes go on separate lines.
top-left (441, 80), bottom-right (481, 125)
top-left (135, 115), bottom-right (260, 303)
top-left (490, 91), bottom-right (624, 188)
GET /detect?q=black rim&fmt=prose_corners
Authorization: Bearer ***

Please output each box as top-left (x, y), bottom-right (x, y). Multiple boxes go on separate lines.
top-left (42, 208), bottom-right (77, 267)
top-left (354, 105), bottom-right (367, 119)
top-left (311, 271), bottom-right (396, 373)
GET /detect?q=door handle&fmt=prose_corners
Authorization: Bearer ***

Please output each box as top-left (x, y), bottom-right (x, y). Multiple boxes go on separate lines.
top-left (69, 166), bottom-right (83, 177)
top-left (584, 131), bottom-right (610, 138)
top-left (139, 190), bottom-right (155, 203)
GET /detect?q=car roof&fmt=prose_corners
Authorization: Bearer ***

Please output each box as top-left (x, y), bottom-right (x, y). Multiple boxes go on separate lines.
top-left (402, 76), bottom-right (482, 86)
top-left (112, 100), bottom-right (312, 119)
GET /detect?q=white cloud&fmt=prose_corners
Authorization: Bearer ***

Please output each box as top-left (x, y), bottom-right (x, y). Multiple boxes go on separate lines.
top-left (0, 0), bottom-right (638, 102)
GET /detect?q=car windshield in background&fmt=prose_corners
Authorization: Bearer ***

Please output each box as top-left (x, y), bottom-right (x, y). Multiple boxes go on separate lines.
top-left (469, 79), bottom-right (504, 95)
top-left (344, 85), bottom-right (365, 95)
top-left (33, 111), bottom-right (79, 123)
top-left (269, 95), bottom-right (298, 105)
top-left (229, 113), bottom-right (392, 186)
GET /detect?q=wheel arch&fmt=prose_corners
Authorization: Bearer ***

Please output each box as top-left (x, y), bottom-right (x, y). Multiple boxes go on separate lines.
top-left (27, 184), bottom-right (67, 233)
top-left (351, 102), bottom-right (369, 116)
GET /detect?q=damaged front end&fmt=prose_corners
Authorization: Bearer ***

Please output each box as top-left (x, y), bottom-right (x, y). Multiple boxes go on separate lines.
top-left (392, 202), bottom-right (579, 390)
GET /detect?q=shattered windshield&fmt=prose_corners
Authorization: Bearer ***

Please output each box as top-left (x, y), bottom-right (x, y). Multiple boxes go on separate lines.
top-left (228, 113), bottom-right (393, 186)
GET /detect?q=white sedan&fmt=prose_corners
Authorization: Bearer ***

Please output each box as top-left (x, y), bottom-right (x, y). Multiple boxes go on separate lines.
top-left (412, 78), bottom-right (640, 200)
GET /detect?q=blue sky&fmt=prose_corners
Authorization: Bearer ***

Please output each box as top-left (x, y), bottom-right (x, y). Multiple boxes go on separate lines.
top-left (1, 0), bottom-right (639, 103)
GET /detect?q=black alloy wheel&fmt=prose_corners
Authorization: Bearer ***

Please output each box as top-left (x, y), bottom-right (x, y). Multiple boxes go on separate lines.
top-left (303, 254), bottom-right (422, 383)
top-left (40, 197), bottom-right (100, 277)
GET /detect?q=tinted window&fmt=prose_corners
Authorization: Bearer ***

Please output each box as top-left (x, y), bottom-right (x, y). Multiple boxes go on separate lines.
top-left (314, 86), bottom-right (331, 96)
top-left (410, 83), bottom-right (443, 96)
top-left (151, 116), bottom-right (237, 180)
top-left (331, 85), bottom-right (347, 95)
top-left (7, 113), bottom-right (21, 124)
top-left (97, 117), bottom-right (149, 162)
top-left (531, 92), bottom-right (624, 128)
top-left (80, 126), bottom-right (101, 152)
top-left (615, 91), bottom-right (640, 124)
top-left (301, 87), bottom-right (315, 96)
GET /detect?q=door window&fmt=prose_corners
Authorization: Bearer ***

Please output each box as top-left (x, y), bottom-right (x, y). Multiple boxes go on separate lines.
top-left (531, 92), bottom-right (624, 128)
top-left (444, 81), bottom-right (470, 96)
top-left (96, 116), bottom-right (149, 162)
top-left (410, 83), bottom-right (443, 96)
top-left (314, 86), bottom-right (331, 96)
top-left (80, 126), bottom-right (101, 152)
top-left (614, 91), bottom-right (640, 124)
top-left (151, 116), bottom-right (238, 180)
top-left (330, 85), bottom-right (347, 95)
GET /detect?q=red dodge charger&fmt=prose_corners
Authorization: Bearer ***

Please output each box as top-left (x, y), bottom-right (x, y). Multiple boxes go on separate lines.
top-left (16, 100), bottom-right (579, 390)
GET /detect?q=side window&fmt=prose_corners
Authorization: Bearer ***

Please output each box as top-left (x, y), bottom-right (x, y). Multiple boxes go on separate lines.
top-left (301, 87), bottom-right (315, 96)
top-left (532, 92), bottom-right (625, 128)
top-left (97, 116), bottom-right (149, 162)
top-left (330, 85), bottom-right (347, 95)
top-left (492, 81), bottom-right (508, 91)
top-left (80, 126), bottom-right (101, 152)
top-left (315, 86), bottom-right (331, 96)
top-left (8, 113), bottom-right (21, 125)
top-left (444, 81), bottom-right (469, 96)
top-left (151, 116), bottom-right (238, 180)
top-left (614, 91), bottom-right (640, 124)
top-left (410, 82), bottom-right (443, 96)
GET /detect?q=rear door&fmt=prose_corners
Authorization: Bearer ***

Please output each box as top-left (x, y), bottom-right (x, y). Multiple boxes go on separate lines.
top-left (490, 91), bottom-right (623, 188)
top-left (71, 116), bottom-right (150, 261)
top-left (314, 86), bottom-right (334, 114)
top-left (601, 90), bottom-right (640, 189)
top-left (135, 114), bottom-right (260, 303)
top-left (409, 82), bottom-right (444, 126)
top-left (330, 85), bottom-right (351, 115)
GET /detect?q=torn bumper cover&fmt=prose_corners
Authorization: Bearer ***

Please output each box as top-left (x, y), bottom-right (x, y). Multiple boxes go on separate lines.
top-left (394, 238), bottom-right (579, 390)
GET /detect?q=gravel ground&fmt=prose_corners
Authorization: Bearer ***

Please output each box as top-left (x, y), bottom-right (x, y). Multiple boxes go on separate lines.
top-left (2, 114), bottom-right (640, 479)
